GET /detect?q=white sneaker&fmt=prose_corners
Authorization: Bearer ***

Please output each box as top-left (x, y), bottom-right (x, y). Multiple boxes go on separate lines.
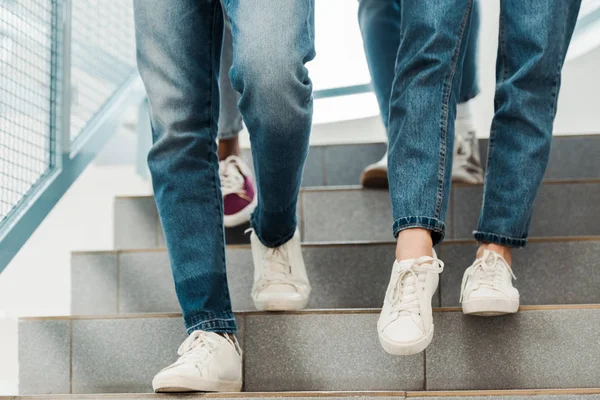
top-left (378, 251), bottom-right (444, 355)
top-left (460, 250), bottom-right (519, 316)
top-left (452, 118), bottom-right (484, 184)
top-left (250, 229), bottom-right (311, 311)
top-left (219, 156), bottom-right (258, 228)
top-left (153, 331), bottom-right (242, 393)
top-left (360, 151), bottom-right (388, 188)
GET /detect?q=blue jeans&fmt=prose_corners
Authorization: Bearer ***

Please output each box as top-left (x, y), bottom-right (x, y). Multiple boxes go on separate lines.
top-left (134, 0), bottom-right (315, 333)
top-left (388, 0), bottom-right (581, 247)
top-left (358, 0), bottom-right (480, 130)
top-left (217, 7), bottom-right (243, 140)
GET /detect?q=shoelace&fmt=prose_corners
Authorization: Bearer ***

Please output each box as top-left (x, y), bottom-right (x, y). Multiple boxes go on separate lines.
top-left (386, 256), bottom-right (444, 315)
top-left (174, 331), bottom-right (218, 366)
top-left (219, 157), bottom-right (245, 196)
top-left (247, 229), bottom-right (308, 296)
top-left (454, 126), bottom-right (473, 164)
top-left (460, 251), bottom-right (516, 302)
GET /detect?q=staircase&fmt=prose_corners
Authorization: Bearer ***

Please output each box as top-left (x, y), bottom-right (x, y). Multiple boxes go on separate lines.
top-left (16, 135), bottom-right (600, 399)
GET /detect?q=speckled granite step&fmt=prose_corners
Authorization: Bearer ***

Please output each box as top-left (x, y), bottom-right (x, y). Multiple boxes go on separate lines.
top-left (19, 306), bottom-right (600, 394)
top-left (8, 388), bottom-right (600, 399)
top-left (114, 180), bottom-right (600, 248)
top-left (71, 238), bottom-right (600, 315)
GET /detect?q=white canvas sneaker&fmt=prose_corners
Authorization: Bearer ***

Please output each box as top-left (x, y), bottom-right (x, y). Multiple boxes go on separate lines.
top-left (152, 331), bottom-right (242, 393)
top-left (452, 118), bottom-right (484, 184)
top-left (378, 251), bottom-right (444, 355)
top-left (250, 229), bottom-right (311, 311)
top-left (460, 249), bottom-right (519, 316)
top-left (360, 151), bottom-right (388, 188)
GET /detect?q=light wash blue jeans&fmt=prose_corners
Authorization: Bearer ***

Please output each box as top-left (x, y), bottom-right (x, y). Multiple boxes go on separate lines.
top-left (358, 0), bottom-right (480, 130)
top-left (134, 0), bottom-right (315, 333)
top-left (388, 0), bottom-right (581, 247)
top-left (217, 8), bottom-right (243, 140)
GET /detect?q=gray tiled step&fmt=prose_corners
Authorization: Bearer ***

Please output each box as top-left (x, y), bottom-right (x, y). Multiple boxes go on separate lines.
top-left (19, 306), bottom-right (600, 394)
top-left (241, 134), bottom-right (600, 188)
top-left (114, 181), bottom-right (600, 248)
top-left (8, 389), bottom-right (600, 399)
top-left (71, 238), bottom-right (600, 315)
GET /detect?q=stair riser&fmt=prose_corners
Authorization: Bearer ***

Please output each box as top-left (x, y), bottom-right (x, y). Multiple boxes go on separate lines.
top-left (19, 309), bottom-right (600, 394)
top-left (13, 396), bottom-right (600, 400)
top-left (72, 240), bottom-right (600, 315)
top-left (114, 182), bottom-right (600, 248)
top-left (242, 135), bottom-right (600, 188)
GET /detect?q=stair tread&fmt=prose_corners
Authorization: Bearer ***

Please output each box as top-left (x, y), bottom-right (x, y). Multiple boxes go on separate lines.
top-left (8, 388), bottom-right (600, 399)
top-left (20, 303), bottom-right (600, 321)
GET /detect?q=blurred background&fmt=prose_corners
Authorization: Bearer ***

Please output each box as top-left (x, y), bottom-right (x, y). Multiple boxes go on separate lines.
top-left (1, 0), bottom-right (600, 394)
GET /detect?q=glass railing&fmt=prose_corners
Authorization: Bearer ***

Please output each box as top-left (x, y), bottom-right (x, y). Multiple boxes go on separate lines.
top-left (0, 0), bottom-right (59, 233)
top-left (0, 0), bottom-right (143, 272)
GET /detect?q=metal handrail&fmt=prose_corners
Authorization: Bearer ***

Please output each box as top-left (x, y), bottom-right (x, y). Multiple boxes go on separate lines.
top-left (0, 0), bottom-right (144, 273)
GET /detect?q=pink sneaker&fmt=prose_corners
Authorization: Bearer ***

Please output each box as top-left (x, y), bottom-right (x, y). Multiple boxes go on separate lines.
top-left (219, 156), bottom-right (257, 227)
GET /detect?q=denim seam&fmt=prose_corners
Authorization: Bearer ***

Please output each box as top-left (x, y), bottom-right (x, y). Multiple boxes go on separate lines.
top-left (436, 0), bottom-right (473, 219)
top-left (218, 128), bottom-right (242, 140)
top-left (210, 2), bottom-right (235, 318)
top-left (474, 231), bottom-right (527, 248)
top-left (482, 4), bottom-right (508, 206)
top-left (251, 201), bottom-right (297, 248)
top-left (393, 216), bottom-right (446, 245)
top-left (187, 317), bottom-right (237, 334)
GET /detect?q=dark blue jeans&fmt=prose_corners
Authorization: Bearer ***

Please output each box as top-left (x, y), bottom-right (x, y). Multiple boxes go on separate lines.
top-left (358, 0), bottom-right (480, 130)
top-left (134, 0), bottom-right (315, 333)
top-left (387, 0), bottom-right (581, 246)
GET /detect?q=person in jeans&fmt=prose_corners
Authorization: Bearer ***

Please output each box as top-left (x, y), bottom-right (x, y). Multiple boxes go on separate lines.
top-left (134, 0), bottom-right (314, 392)
top-left (359, 0), bottom-right (484, 188)
top-left (217, 9), bottom-right (257, 228)
top-left (377, 0), bottom-right (581, 355)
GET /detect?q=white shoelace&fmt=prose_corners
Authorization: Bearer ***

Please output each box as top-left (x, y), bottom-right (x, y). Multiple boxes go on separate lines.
top-left (175, 331), bottom-right (217, 366)
top-left (460, 251), bottom-right (516, 302)
top-left (249, 236), bottom-right (308, 296)
top-left (219, 157), bottom-right (245, 196)
top-left (454, 125), bottom-right (473, 165)
top-left (386, 256), bottom-right (444, 316)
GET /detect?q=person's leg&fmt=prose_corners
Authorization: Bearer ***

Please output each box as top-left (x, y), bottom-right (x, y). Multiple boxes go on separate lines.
top-left (217, 5), bottom-right (257, 228)
top-left (358, 0), bottom-right (483, 187)
top-left (356, 0), bottom-right (399, 188)
top-left (378, 0), bottom-right (473, 355)
top-left (453, 0), bottom-right (485, 184)
top-left (223, 0), bottom-right (314, 310)
top-left (217, 6), bottom-right (243, 160)
top-left (134, 0), bottom-right (241, 392)
top-left (461, 0), bottom-right (582, 315)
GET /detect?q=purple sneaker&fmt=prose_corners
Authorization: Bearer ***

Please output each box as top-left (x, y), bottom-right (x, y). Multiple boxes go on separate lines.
top-left (219, 156), bottom-right (257, 227)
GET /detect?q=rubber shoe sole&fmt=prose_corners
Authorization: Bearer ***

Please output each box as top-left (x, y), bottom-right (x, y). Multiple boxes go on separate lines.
top-left (224, 196), bottom-right (258, 228)
top-left (378, 329), bottom-right (434, 356)
top-left (153, 376), bottom-right (242, 393)
top-left (462, 297), bottom-right (519, 316)
top-left (254, 296), bottom-right (309, 312)
top-left (360, 168), bottom-right (388, 189)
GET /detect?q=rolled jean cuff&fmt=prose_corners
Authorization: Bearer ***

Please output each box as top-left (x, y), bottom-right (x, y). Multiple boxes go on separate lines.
top-left (217, 127), bottom-right (242, 140)
top-left (251, 205), bottom-right (297, 248)
top-left (458, 88), bottom-right (479, 103)
top-left (393, 216), bottom-right (446, 246)
top-left (474, 231), bottom-right (527, 248)
top-left (185, 311), bottom-right (237, 335)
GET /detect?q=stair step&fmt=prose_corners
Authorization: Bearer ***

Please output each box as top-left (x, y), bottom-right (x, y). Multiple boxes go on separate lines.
top-left (242, 135), bottom-right (600, 188)
top-left (71, 238), bottom-right (600, 315)
top-left (114, 181), bottom-right (600, 249)
top-left (8, 388), bottom-right (600, 399)
top-left (19, 306), bottom-right (600, 394)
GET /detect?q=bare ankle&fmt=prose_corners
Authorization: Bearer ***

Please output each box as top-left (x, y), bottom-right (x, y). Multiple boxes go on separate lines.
top-left (217, 137), bottom-right (241, 160)
top-left (477, 243), bottom-right (512, 265)
top-left (395, 228), bottom-right (433, 261)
